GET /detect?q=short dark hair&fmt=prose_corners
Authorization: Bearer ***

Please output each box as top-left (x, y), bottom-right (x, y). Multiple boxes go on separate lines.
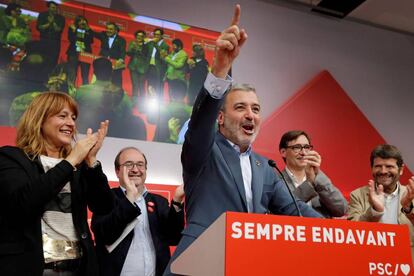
top-left (5, 3), bottom-right (21, 16)
top-left (192, 44), bottom-right (205, 58)
top-left (46, 1), bottom-right (58, 8)
top-left (279, 130), bottom-right (311, 150)
top-left (74, 15), bottom-right (88, 27)
top-left (106, 21), bottom-right (119, 32)
top-left (370, 144), bottom-right (403, 168)
top-left (93, 58), bottom-right (112, 81)
top-left (154, 28), bottom-right (164, 36)
top-left (134, 30), bottom-right (145, 37)
top-left (172, 39), bottom-right (183, 49)
top-left (114, 147), bottom-right (148, 170)
top-left (169, 79), bottom-right (187, 101)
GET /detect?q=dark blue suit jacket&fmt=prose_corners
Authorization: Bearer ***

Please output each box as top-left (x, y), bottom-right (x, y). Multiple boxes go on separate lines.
top-left (92, 187), bottom-right (184, 276)
top-left (94, 32), bottom-right (126, 61)
top-left (166, 88), bottom-right (322, 274)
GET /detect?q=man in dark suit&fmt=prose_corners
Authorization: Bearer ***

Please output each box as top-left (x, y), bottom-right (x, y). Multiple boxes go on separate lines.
top-left (146, 28), bottom-right (169, 98)
top-left (164, 5), bottom-right (321, 275)
top-left (94, 22), bottom-right (126, 88)
top-left (36, 1), bottom-right (65, 68)
top-left (92, 147), bottom-right (185, 276)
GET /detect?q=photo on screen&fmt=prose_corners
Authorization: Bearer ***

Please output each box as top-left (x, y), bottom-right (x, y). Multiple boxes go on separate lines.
top-left (0, 0), bottom-right (220, 144)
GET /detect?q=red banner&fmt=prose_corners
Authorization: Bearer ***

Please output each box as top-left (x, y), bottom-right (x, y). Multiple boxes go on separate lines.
top-left (225, 212), bottom-right (412, 275)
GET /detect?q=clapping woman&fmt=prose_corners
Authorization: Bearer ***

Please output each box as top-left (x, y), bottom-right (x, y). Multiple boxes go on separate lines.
top-left (0, 92), bottom-right (114, 276)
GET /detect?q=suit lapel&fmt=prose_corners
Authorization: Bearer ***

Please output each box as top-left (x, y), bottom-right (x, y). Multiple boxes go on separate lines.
top-left (144, 193), bottom-right (156, 235)
top-left (250, 154), bottom-right (264, 213)
top-left (282, 169), bottom-right (295, 192)
top-left (216, 133), bottom-right (248, 211)
top-left (110, 36), bottom-right (117, 49)
top-left (113, 187), bottom-right (124, 198)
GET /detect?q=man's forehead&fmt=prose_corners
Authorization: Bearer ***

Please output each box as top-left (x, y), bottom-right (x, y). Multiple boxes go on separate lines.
top-left (287, 135), bottom-right (309, 145)
top-left (227, 90), bottom-right (259, 105)
top-left (120, 149), bottom-right (145, 161)
top-left (373, 157), bottom-right (398, 165)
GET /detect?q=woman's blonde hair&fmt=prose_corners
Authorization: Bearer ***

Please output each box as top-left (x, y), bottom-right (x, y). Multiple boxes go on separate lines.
top-left (16, 92), bottom-right (78, 159)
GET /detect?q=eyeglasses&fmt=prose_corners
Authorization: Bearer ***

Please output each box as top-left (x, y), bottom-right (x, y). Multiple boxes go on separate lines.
top-left (285, 144), bottom-right (313, 153)
top-left (120, 161), bottom-right (146, 170)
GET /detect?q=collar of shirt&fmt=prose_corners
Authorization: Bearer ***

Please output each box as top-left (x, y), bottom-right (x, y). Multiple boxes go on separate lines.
top-left (285, 166), bottom-right (306, 188)
top-left (226, 139), bottom-right (252, 157)
top-left (226, 139), bottom-right (253, 212)
top-left (108, 35), bottom-right (116, 48)
top-left (157, 39), bottom-right (163, 46)
top-left (379, 182), bottom-right (400, 200)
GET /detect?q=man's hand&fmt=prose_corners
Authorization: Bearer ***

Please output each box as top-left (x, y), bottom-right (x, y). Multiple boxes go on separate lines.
top-left (173, 184), bottom-right (185, 203)
top-left (187, 58), bottom-right (195, 68)
top-left (304, 150), bottom-right (321, 184)
top-left (47, 15), bottom-right (54, 23)
top-left (122, 165), bottom-right (140, 204)
top-left (367, 179), bottom-right (385, 212)
top-left (160, 49), bottom-right (168, 59)
top-left (212, 4), bottom-right (248, 78)
top-left (401, 176), bottom-right (414, 210)
top-left (168, 117), bottom-right (180, 143)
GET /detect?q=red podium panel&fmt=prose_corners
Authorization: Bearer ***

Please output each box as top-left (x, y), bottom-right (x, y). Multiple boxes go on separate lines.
top-left (172, 212), bottom-right (412, 276)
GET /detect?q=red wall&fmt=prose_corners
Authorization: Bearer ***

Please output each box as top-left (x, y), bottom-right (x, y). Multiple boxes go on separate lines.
top-left (253, 70), bottom-right (412, 199)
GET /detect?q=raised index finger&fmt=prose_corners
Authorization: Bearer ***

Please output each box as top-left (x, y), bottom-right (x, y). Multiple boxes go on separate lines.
top-left (230, 4), bottom-right (241, 26)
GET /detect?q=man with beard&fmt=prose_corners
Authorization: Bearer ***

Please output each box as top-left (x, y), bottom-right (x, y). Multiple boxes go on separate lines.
top-left (348, 144), bottom-right (414, 263)
top-left (91, 147), bottom-right (185, 276)
top-left (164, 5), bottom-right (321, 275)
top-left (278, 130), bottom-right (347, 218)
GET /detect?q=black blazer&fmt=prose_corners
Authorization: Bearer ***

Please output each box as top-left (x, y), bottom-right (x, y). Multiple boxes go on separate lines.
top-left (95, 31), bottom-right (126, 61)
top-left (91, 187), bottom-right (184, 276)
top-left (66, 27), bottom-right (94, 56)
top-left (0, 146), bottom-right (114, 276)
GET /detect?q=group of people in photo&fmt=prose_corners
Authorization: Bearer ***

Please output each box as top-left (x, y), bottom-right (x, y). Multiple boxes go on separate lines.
top-left (0, 3), bottom-right (413, 276)
top-left (0, 1), bottom-right (209, 143)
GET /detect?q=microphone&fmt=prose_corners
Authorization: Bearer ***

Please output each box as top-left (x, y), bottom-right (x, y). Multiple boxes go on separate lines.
top-left (268, 159), bottom-right (302, 217)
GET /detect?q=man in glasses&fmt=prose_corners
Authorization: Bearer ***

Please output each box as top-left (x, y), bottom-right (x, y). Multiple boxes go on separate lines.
top-left (279, 130), bottom-right (347, 217)
top-left (91, 147), bottom-right (185, 276)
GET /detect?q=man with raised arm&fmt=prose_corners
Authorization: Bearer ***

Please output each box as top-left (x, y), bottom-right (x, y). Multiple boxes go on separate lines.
top-left (92, 147), bottom-right (185, 276)
top-left (163, 5), bottom-right (321, 275)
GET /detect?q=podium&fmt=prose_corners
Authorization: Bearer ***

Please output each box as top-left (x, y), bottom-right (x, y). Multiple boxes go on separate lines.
top-left (172, 212), bottom-right (412, 276)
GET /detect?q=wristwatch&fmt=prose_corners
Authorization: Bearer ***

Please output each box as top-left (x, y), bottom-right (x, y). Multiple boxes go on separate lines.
top-left (401, 202), bottom-right (414, 214)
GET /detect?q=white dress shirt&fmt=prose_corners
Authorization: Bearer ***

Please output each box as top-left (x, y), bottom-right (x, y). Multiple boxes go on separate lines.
top-left (120, 188), bottom-right (156, 276)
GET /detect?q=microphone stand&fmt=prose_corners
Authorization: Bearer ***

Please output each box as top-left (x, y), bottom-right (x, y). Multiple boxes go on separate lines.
top-left (268, 160), bottom-right (302, 217)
